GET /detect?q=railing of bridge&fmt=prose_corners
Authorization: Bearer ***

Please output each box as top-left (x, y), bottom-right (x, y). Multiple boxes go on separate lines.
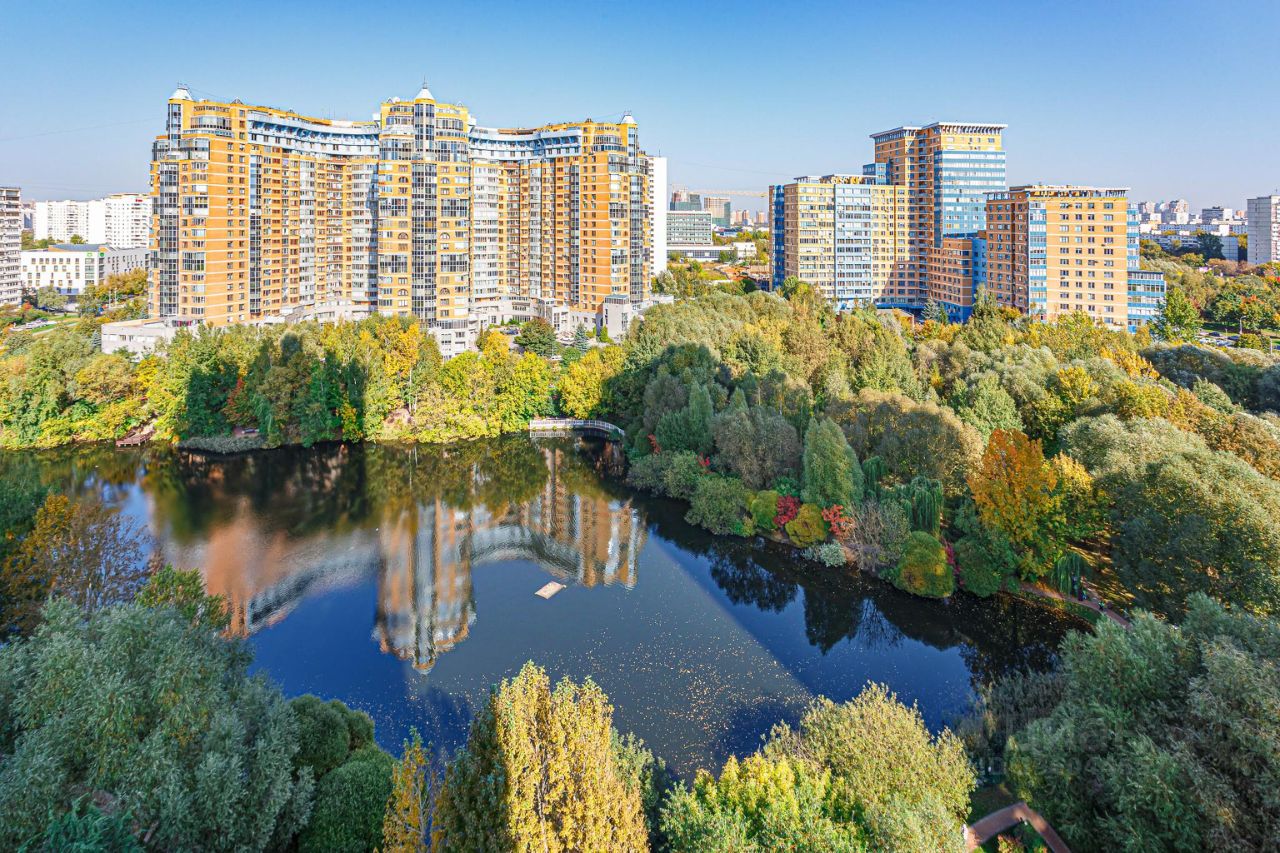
top-left (527, 418), bottom-right (626, 440)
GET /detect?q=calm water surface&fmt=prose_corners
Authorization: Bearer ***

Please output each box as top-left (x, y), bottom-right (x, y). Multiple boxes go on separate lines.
top-left (5, 437), bottom-right (1084, 775)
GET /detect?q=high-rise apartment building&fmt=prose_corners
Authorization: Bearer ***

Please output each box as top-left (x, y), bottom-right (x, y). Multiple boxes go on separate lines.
top-left (150, 84), bottom-right (654, 354)
top-left (702, 194), bottom-right (731, 227)
top-left (1247, 195), bottom-right (1280, 265)
top-left (979, 185), bottom-right (1156, 330)
top-left (868, 122), bottom-right (1006, 312)
top-left (0, 187), bottom-right (20, 305)
top-left (768, 175), bottom-right (908, 310)
top-left (34, 194), bottom-right (152, 248)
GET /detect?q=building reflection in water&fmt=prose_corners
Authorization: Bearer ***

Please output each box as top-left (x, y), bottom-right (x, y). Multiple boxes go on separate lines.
top-left (174, 442), bottom-right (645, 673)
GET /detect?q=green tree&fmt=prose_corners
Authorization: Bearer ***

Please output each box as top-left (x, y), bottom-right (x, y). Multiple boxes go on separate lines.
top-left (300, 747), bottom-right (394, 852)
top-left (687, 474), bottom-right (751, 536)
top-left (0, 600), bottom-right (314, 851)
top-left (1006, 595), bottom-right (1280, 852)
top-left (136, 564), bottom-right (230, 632)
top-left (889, 531), bottom-right (954, 598)
top-left (514, 318), bottom-right (556, 357)
top-left (431, 662), bottom-right (648, 852)
top-left (1152, 286), bottom-right (1203, 342)
top-left (801, 416), bottom-right (862, 508)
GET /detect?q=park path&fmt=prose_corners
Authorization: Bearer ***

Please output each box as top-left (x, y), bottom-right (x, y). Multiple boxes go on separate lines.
top-left (965, 800), bottom-right (1072, 852)
top-left (1019, 582), bottom-right (1131, 629)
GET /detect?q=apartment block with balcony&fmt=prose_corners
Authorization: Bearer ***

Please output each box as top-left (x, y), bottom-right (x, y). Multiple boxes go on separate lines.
top-left (34, 194), bottom-right (153, 248)
top-left (149, 84), bottom-right (654, 354)
top-left (868, 122), bottom-right (1006, 310)
top-left (768, 175), bottom-right (908, 311)
top-left (978, 185), bottom-right (1160, 331)
top-left (1247, 195), bottom-right (1280, 265)
top-left (0, 188), bottom-right (20, 305)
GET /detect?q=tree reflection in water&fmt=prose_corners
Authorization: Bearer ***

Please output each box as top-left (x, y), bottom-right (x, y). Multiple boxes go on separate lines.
top-left (2, 438), bottom-right (1085, 719)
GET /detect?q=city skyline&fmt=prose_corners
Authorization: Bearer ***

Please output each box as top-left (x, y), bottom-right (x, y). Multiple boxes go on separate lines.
top-left (3, 0), bottom-right (1277, 211)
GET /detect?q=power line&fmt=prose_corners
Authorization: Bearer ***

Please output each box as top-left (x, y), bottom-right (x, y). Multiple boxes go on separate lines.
top-left (0, 117), bottom-right (154, 144)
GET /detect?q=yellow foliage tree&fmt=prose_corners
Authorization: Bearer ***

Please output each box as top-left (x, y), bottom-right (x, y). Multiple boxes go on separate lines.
top-left (431, 662), bottom-right (647, 852)
top-left (382, 730), bottom-right (430, 853)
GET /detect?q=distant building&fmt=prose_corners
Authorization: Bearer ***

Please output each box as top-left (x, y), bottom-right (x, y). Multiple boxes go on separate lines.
top-left (1201, 206), bottom-right (1236, 224)
top-left (101, 317), bottom-right (180, 355)
top-left (667, 242), bottom-right (757, 263)
top-left (1247, 196), bottom-right (1280, 265)
top-left (670, 188), bottom-right (702, 211)
top-left (650, 157), bottom-right (668, 280)
top-left (33, 194), bottom-right (152, 247)
top-left (702, 195), bottom-right (731, 227)
top-left (979, 185), bottom-right (1158, 331)
top-left (667, 210), bottom-right (714, 245)
top-left (1160, 198), bottom-right (1191, 225)
top-left (0, 187), bottom-right (20, 305)
top-left (20, 243), bottom-right (148, 301)
top-left (768, 175), bottom-right (908, 310)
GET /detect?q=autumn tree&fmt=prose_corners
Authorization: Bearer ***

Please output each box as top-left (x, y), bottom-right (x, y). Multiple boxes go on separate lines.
top-left (382, 730), bottom-right (432, 853)
top-left (967, 430), bottom-right (1093, 578)
top-left (432, 662), bottom-right (648, 852)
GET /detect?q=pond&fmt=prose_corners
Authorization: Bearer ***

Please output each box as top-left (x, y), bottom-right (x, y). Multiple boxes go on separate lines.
top-left (4, 437), bottom-right (1085, 776)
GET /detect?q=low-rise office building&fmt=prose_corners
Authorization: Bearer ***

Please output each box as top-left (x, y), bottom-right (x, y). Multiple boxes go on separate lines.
top-left (20, 243), bottom-right (148, 301)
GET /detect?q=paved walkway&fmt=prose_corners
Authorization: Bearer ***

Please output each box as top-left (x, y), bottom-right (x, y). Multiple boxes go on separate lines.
top-left (965, 801), bottom-right (1072, 852)
top-left (1020, 582), bottom-right (1131, 629)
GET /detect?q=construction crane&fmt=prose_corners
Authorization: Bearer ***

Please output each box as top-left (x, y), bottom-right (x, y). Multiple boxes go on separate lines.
top-left (690, 189), bottom-right (768, 198)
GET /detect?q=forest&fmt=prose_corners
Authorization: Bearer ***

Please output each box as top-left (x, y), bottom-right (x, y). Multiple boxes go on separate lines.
top-left (4, 256), bottom-right (1280, 848)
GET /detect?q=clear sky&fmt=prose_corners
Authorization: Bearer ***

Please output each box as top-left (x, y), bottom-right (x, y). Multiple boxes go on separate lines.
top-left (3, 0), bottom-right (1277, 211)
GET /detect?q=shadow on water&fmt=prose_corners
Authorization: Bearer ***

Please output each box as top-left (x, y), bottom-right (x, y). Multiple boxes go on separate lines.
top-left (1, 437), bottom-right (1086, 775)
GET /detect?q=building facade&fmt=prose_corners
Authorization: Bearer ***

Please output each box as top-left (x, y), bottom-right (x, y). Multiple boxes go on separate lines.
top-left (702, 194), bottom-right (731, 227)
top-left (979, 185), bottom-right (1156, 331)
top-left (0, 187), bottom-right (20, 305)
top-left (21, 244), bottom-right (148, 300)
top-left (149, 84), bottom-right (654, 355)
top-left (33, 194), bottom-right (152, 247)
top-left (768, 175), bottom-right (908, 310)
top-left (867, 122), bottom-right (1007, 310)
top-left (1247, 195), bottom-right (1280, 265)
top-left (666, 209), bottom-right (713, 245)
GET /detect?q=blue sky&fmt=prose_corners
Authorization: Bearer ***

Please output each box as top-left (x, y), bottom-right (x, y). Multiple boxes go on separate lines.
top-left (2, 0), bottom-right (1276, 211)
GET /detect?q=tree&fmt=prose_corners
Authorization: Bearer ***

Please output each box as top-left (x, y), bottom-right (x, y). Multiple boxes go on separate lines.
top-left (949, 374), bottom-right (1023, 439)
top-left (1196, 231), bottom-right (1224, 260)
top-left (572, 324), bottom-right (592, 353)
top-left (432, 662), bottom-right (648, 852)
top-left (1006, 595), bottom-right (1280, 851)
top-left (763, 684), bottom-right (975, 851)
top-left (34, 285), bottom-right (68, 312)
top-left (557, 346), bottom-right (624, 420)
top-left (687, 474), bottom-right (751, 536)
top-left (711, 404), bottom-right (801, 490)
top-left (784, 503), bottom-right (828, 548)
top-left (514, 318), bottom-right (556, 357)
top-left (382, 730), bottom-right (432, 853)
top-left (889, 531), bottom-right (954, 598)
top-left (301, 747), bottom-right (394, 852)
top-left (136, 564), bottom-right (230, 632)
top-left (661, 752), bottom-right (864, 852)
top-left (0, 600), bottom-right (314, 851)
top-left (69, 233), bottom-right (86, 244)
top-left (801, 416), bottom-right (862, 508)
top-left (967, 430), bottom-right (1081, 579)
top-left (655, 382), bottom-right (714, 456)
top-left (1152, 286), bottom-right (1203, 342)
top-left (1062, 414), bottom-right (1280, 618)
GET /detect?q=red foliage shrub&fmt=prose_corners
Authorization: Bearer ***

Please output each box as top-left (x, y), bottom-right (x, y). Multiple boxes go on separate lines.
top-left (774, 495), bottom-right (800, 529)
